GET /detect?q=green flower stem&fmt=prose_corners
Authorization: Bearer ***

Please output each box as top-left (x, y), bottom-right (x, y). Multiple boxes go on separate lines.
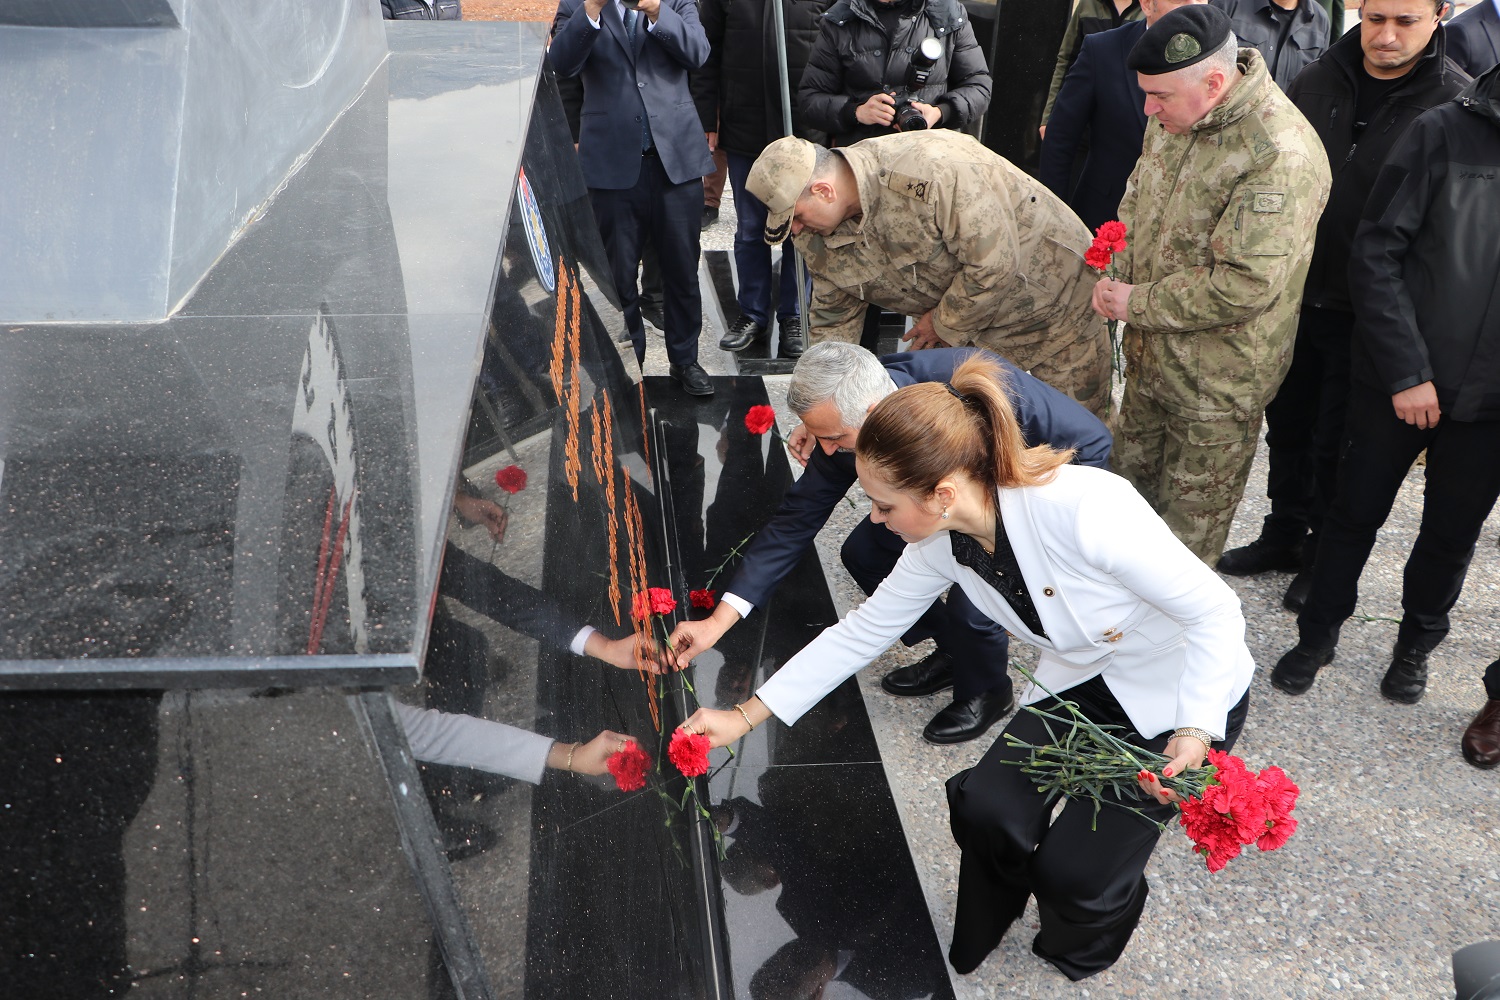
top-left (1002, 667), bottom-right (1217, 831)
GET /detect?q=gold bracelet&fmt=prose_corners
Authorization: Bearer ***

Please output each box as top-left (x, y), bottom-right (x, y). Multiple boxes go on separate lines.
top-left (1172, 727), bottom-right (1215, 747)
top-left (565, 742), bottom-right (579, 773)
top-left (734, 703), bottom-right (755, 733)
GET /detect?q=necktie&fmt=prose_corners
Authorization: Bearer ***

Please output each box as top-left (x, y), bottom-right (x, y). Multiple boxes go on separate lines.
top-left (625, 6), bottom-right (653, 152)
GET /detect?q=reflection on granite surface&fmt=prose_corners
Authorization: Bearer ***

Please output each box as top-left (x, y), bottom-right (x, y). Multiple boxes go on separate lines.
top-left (0, 27), bottom-right (551, 689)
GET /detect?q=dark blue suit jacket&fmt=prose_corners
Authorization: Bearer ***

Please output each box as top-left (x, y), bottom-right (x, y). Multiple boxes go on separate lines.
top-left (724, 349), bottom-right (1113, 609)
top-left (1448, 1), bottom-right (1500, 77)
top-left (548, 0), bottom-right (715, 188)
top-left (1038, 19), bottom-right (1148, 233)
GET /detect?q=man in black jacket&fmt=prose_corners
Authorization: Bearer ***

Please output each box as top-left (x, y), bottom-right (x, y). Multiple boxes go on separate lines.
top-left (797, 0), bottom-right (991, 148)
top-left (665, 342), bottom-right (1112, 744)
top-left (1270, 62), bottom-right (1500, 732)
top-left (1210, 0), bottom-right (1329, 91)
top-left (695, 0), bottom-right (830, 358)
top-left (1217, 0), bottom-right (1468, 611)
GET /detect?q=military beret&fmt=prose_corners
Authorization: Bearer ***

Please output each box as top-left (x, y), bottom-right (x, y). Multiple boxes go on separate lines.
top-left (1127, 4), bottom-right (1232, 76)
top-left (746, 136), bottom-right (820, 246)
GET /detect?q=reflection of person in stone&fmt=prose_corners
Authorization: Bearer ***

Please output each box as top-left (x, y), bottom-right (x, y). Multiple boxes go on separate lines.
top-left (392, 489), bottom-right (646, 784)
top-left (746, 131), bottom-right (1111, 416)
top-left (666, 342), bottom-right (1112, 746)
top-left (681, 354), bottom-right (1254, 980)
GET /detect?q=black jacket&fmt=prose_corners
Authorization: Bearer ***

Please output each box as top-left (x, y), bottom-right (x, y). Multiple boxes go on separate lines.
top-left (1348, 62), bottom-right (1500, 421)
top-left (1447, 0), bottom-right (1500, 78)
top-left (797, 0), bottom-right (991, 147)
top-left (695, 0), bottom-right (832, 156)
top-left (1286, 26), bottom-right (1469, 312)
top-left (382, 0), bottom-right (461, 17)
top-left (1211, 0), bottom-right (1328, 91)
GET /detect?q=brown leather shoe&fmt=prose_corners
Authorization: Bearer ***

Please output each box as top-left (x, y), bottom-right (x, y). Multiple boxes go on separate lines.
top-left (1461, 699), bottom-right (1500, 769)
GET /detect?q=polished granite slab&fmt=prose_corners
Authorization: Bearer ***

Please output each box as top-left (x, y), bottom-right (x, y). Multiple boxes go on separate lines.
top-left (0, 24), bottom-right (561, 689)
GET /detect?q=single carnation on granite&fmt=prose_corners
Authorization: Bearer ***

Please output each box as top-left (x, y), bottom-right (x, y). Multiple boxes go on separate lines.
top-left (668, 729), bottom-right (711, 778)
top-left (607, 740), bottom-right (652, 792)
top-left (744, 404), bottom-right (776, 436)
top-left (494, 464), bottom-right (528, 494)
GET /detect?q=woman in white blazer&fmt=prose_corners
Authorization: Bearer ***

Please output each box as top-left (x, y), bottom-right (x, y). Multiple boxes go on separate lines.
top-left (682, 355), bottom-right (1255, 981)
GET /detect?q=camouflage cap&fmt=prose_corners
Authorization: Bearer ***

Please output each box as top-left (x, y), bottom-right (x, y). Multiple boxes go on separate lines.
top-left (1127, 4), bottom-right (1231, 75)
top-left (747, 136), bottom-right (819, 245)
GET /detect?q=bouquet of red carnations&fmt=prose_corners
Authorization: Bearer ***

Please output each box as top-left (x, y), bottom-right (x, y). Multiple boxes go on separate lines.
top-left (1004, 673), bottom-right (1298, 873)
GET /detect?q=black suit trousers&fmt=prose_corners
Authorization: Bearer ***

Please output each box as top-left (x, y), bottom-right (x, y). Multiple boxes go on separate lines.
top-left (589, 152), bottom-right (703, 368)
top-left (945, 675), bottom-right (1249, 980)
top-left (839, 515), bottom-right (1010, 697)
top-left (1298, 381), bottom-right (1500, 652)
top-left (1260, 306), bottom-right (1355, 546)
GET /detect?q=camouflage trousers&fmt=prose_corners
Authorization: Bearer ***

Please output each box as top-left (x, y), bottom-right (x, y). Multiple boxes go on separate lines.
top-left (975, 276), bottom-right (1109, 418)
top-left (1113, 378), bottom-right (1261, 565)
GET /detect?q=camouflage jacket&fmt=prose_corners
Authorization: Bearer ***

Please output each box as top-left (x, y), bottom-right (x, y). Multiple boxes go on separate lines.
top-left (793, 130), bottom-right (1098, 362)
top-left (1118, 49), bottom-right (1331, 422)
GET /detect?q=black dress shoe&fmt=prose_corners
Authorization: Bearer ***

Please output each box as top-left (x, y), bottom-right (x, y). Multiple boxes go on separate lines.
top-left (640, 300), bottom-right (665, 331)
top-left (881, 650), bottom-right (955, 697)
top-left (701, 206), bottom-right (719, 229)
top-left (1461, 699), bottom-right (1500, 769)
top-left (1270, 643), bottom-right (1335, 695)
top-left (1216, 535), bottom-right (1304, 576)
top-left (1380, 644), bottom-right (1430, 704)
top-left (778, 315), bottom-right (806, 358)
top-left (1283, 569), bottom-right (1312, 613)
top-left (923, 689), bottom-right (1014, 745)
top-left (669, 362), bottom-right (714, 396)
top-left (718, 314), bottom-right (765, 352)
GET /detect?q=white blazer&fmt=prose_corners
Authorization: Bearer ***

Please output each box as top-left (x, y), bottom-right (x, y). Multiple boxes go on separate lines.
top-left (756, 465), bottom-right (1255, 740)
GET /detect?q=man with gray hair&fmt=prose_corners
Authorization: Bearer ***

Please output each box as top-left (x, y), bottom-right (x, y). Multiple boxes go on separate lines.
top-left (666, 343), bottom-right (1111, 744)
top-left (1091, 3), bottom-right (1330, 564)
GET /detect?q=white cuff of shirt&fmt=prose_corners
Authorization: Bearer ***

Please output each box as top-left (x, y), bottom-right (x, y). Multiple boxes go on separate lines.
top-left (720, 592), bottom-right (754, 619)
top-left (569, 625), bottom-right (596, 656)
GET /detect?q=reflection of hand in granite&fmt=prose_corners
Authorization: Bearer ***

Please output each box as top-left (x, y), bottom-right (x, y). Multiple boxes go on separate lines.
top-left (582, 631), bottom-right (676, 674)
top-left (547, 729), bottom-right (636, 777)
top-left (715, 653), bottom-right (755, 706)
top-left (453, 492), bottom-right (508, 543)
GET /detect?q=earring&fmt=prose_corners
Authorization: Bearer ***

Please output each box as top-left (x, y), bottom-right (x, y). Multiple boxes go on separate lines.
top-left (940, 505), bottom-right (949, 520)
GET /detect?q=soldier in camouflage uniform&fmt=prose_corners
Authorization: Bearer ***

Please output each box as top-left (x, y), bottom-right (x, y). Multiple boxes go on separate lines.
top-left (746, 130), bottom-right (1111, 416)
top-left (1091, 5), bottom-right (1330, 563)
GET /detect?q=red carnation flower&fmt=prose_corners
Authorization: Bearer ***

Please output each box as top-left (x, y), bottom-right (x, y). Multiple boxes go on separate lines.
top-left (669, 729), bottom-right (711, 778)
top-left (607, 740), bottom-right (652, 792)
top-left (744, 404), bottom-right (776, 436)
top-left (689, 588), bottom-right (717, 609)
top-left (1084, 245), bottom-right (1114, 272)
top-left (1095, 220), bottom-right (1128, 252)
top-left (494, 465), bottom-right (528, 494)
top-left (648, 587), bottom-right (677, 616)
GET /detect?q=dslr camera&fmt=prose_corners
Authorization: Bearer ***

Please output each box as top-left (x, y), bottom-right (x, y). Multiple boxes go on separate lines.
top-left (886, 37), bottom-right (944, 132)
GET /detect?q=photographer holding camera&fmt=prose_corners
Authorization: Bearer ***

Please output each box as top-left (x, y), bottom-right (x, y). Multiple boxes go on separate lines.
top-left (798, 0), bottom-right (991, 148)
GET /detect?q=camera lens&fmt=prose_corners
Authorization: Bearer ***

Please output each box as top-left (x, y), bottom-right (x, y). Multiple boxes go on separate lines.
top-left (896, 103), bottom-right (929, 131)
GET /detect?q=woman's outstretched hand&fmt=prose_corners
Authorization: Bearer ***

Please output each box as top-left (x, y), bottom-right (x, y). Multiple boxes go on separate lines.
top-left (1136, 733), bottom-right (1209, 805)
top-left (680, 697), bottom-right (769, 750)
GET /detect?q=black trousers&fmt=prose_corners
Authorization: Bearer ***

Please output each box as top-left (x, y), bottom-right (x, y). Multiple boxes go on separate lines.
top-left (946, 675), bottom-right (1249, 980)
top-left (1298, 381), bottom-right (1500, 651)
top-left (589, 151), bottom-right (702, 367)
top-left (839, 515), bottom-right (1011, 699)
top-left (1260, 306), bottom-right (1355, 546)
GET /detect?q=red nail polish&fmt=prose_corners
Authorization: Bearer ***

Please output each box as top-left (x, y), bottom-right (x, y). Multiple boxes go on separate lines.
top-left (1163, 767), bottom-right (1174, 778)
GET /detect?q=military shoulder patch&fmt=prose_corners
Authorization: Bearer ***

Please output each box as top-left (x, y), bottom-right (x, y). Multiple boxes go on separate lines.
top-left (1252, 191), bottom-right (1285, 213)
top-left (886, 170), bottom-right (935, 203)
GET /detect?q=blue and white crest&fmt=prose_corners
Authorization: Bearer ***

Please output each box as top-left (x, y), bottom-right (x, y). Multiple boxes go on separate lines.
top-left (516, 167), bottom-right (555, 293)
